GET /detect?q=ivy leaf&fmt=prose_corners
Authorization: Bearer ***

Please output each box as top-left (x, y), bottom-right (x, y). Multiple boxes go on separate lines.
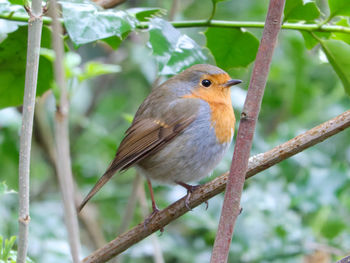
top-left (328, 0), bottom-right (350, 18)
top-left (0, 26), bottom-right (53, 109)
top-left (148, 18), bottom-right (207, 75)
top-left (128, 7), bottom-right (167, 22)
top-left (319, 39), bottom-right (350, 95)
top-left (284, 0), bottom-right (320, 22)
top-left (205, 27), bottom-right (259, 70)
top-left (60, 0), bottom-right (138, 45)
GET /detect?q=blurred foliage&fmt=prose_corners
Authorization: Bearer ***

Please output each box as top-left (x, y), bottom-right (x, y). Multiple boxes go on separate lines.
top-left (0, 0), bottom-right (350, 262)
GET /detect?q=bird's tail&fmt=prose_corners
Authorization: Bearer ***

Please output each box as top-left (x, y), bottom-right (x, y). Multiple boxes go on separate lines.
top-left (78, 168), bottom-right (116, 212)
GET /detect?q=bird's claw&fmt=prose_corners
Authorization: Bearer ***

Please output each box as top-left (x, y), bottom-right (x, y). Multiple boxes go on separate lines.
top-left (143, 206), bottom-right (164, 232)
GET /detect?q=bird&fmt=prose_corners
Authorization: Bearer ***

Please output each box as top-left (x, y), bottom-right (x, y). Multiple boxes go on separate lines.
top-left (78, 64), bottom-right (241, 216)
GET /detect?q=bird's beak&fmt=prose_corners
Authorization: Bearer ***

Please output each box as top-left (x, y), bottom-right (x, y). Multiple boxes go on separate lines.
top-left (224, 79), bottom-right (242, 87)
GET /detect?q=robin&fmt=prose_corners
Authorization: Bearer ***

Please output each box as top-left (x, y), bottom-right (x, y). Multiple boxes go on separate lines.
top-left (78, 64), bottom-right (241, 215)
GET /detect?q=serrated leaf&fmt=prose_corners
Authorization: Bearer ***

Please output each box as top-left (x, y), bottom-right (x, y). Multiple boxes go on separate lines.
top-left (0, 26), bottom-right (53, 109)
top-left (128, 7), bottom-right (166, 22)
top-left (284, 0), bottom-right (320, 22)
top-left (319, 39), bottom-right (350, 95)
top-left (148, 18), bottom-right (207, 75)
top-left (60, 0), bottom-right (138, 45)
top-left (205, 27), bottom-right (259, 70)
top-left (78, 62), bottom-right (121, 81)
top-left (328, 0), bottom-right (350, 17)
top-left (332, 18), bottom-right (350, 45)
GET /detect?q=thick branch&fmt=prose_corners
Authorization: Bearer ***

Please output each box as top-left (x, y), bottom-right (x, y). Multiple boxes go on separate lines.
top-left (211, 1), bottom-right (285, 262)
top-left (82, 110), bottom-right (350, 263)
top-left (17, 1), bottom-right (43, 262)
top-left (49, 1), bottom-right (81, 262)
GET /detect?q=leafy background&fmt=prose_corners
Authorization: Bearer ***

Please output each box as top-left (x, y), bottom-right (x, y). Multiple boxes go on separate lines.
top-left (0, 0), bottom-right (350, 262)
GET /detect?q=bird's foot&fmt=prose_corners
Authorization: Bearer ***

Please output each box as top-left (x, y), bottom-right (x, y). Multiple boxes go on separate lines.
top-left (176, 181), bottom-right (207, 210)
top-left (143, 206), bottom-right (164, 232)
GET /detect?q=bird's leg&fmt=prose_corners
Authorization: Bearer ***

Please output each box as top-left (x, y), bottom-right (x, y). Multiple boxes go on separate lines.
top-left (147, 178), bottom-right (160, 215)
top-left (176, 181), bottom-right (208, 210)
top-left (144, 179), bottom-right (163, 231)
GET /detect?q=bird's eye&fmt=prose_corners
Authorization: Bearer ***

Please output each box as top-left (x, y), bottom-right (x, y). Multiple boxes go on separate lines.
top-left (201, 79), bottom-right (211, 87)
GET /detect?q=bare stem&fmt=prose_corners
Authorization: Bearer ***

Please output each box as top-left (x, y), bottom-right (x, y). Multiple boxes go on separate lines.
top-left (211, 1), bottom-right (285, 262)
top-left (81, 110), bottom-right (350, 263)
top-left (17, 0), bottom-right (43, 262)
top-left (48, 1), bottom-right (81, 262)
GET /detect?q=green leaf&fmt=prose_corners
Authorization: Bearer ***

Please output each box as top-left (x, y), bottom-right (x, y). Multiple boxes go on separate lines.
top-left (121, 113), bottom-right (134, 123)
top-left (332, 18), bottom-right (350, 45)
top-left (300, 31), bottom-right (331, 49)
top-left (148, 18), bottom-right (207, 75)
top-left (0, 0), bottom-right (26, 14)
top-left (328, 0), bottom-right (350, 18)
top-left (284, 0), bottom-right (320, 22)
top-left (205, 27), bottom-right (259, 70)
top-left (0, 181), bottom-right (16, 195)
top-left (0, 26), bottom-right (53, 109)
top-left (321, 219), bottom-right (346, 239)
top-left (78, 61), bottom-right (121, 81)
top-left (3, 236), bottom-right (16, 261)
top-left (60, 0), bottom-right (138, 45)
top-left (128, 7), bottom-right (167, 22)
top-left (319, 39), bottom-right (350, 95)
top-left (8, 0), bottom-right (27, 5)
top-left (100, 30), bottom-right (130, 50)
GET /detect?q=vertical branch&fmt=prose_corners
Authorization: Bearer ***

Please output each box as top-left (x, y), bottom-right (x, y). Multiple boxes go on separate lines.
top-left (210, 0), bottom-right (285, 262)
top-left (17, 0), bottom-right (43, 262)
top-left (48, 1), bottom-right (81, 262)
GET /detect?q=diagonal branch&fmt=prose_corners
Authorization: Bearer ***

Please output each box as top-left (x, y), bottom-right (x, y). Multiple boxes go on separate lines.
top-left (82, 110), bottom-right (350, 263)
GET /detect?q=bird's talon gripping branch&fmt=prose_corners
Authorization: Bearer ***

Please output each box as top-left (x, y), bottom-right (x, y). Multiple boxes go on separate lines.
top-left (176, 181), bottom-right (201, 211)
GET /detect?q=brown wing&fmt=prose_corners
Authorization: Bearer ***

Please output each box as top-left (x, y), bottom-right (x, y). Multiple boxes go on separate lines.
top-left (78, 115), bottom-right (195, 212)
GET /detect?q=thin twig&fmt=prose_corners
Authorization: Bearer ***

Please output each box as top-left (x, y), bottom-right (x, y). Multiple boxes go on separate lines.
top-left (168, 0), bottom-right (179, 21)
top-left (211, 1), bottom-right (285, 262)
top-left (48, 1), bottom-right (81, 262)
top-left (17, 0), bottom-right (43, 262)
top-left (0, 12), bottom-right (349, 34)
top-left (81, 110), bottom-right (350, 263)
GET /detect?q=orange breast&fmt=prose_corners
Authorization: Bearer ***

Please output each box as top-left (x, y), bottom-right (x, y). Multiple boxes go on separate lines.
top-left (183, 85), bottom-right (235, 144)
